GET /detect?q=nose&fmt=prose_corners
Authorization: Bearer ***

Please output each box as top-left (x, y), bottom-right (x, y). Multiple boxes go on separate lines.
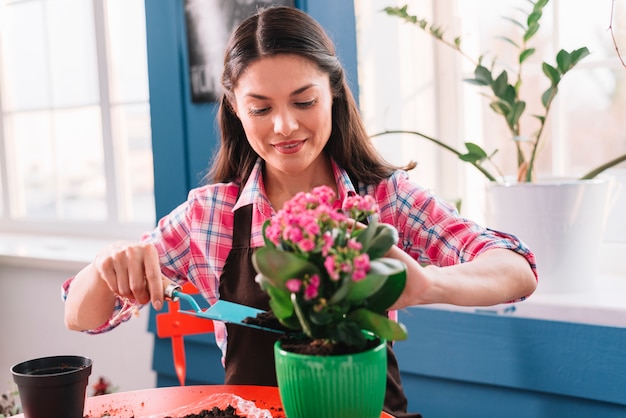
top-left (273, 108), bottom-right (299, 136)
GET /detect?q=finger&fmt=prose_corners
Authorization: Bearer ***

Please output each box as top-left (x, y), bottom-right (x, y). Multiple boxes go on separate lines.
top-left (126, 244), bottom-right (153, 305)
top-left (143, 244), bottom-right (165, 311)
top-left (95, 246), bottom-right (129, 297)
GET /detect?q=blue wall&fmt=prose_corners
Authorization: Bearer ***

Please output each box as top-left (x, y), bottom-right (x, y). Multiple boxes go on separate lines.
top-left (395, 308), bottom-right (626, 417)
top-left (143, 1), bottom-right (626, 416)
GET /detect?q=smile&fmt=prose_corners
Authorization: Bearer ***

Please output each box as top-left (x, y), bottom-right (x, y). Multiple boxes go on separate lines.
top-left (273, 139), bottom-right (306, 154)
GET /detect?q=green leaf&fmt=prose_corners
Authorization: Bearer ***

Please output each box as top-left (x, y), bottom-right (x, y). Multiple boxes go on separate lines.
top-left (344, 258), bottom-right (406, 303)
top-left (541, 86), bottom-right (557, 108)
top-left (308, 304), bottom-right (334, 326)
top-left (501, 16), bottom-right (525, 31)
top-left (252, 247), bottom-right (319, 288)
top-left (496, 35), bottom-right (519, 49)
top-left (332, 321), bottom-right (368, 349)
top-left (506, 100), bottom-right (526, 130)
top-left (542, 62), bottom-right (560, 86)
top-left (557, 47), bottom-right (590, 73)
top-left (492, 71), bottom-right (510, 99)
top-left (555, 49), bottom-right (572, 74)
top-left (459, 142), bottom-right (488, 163)
top-left (569, 47), bottom-right (591, 66)
top-left (347, 308), bottom-right (408, 341)
top-left (363, 260), bottom-right (406, 313)
top-left (327, 273), bottom-right (353, 305)
top-left (266, 285), bottom-right (294, 320)
top-left (519, 48), bottom-right (535, 64)
top-left (357, 218), bottom-right (399, 259)
top-left (473, 65), bottom-right (493, 85)
top-left (489, 100), bottom-right (511, 116)
top-left (524, 21), bottom-right (540, 42)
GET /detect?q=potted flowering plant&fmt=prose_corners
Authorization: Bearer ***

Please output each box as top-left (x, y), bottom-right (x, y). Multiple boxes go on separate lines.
top-left (251, 185), bottom-right (407, 418)
top-left (252, 185), bottom-right (408, 348)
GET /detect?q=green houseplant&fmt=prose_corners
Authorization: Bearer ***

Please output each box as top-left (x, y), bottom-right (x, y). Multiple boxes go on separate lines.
top-left (380, 0), bottom-right (626, 183)
top-left (380, 0), bottom-right (624, 294)
top-left (251, 185), bottom-right (408, 418)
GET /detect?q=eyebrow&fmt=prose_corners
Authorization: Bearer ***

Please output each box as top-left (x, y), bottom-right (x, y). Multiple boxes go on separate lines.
top-left (245, 83), bottom-right (319, 100)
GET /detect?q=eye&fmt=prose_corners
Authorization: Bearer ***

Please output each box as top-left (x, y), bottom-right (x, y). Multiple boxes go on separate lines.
top-left (295, 99), bottom-right (317, 109)
top-left (248, 107), bottom-right (270, 116)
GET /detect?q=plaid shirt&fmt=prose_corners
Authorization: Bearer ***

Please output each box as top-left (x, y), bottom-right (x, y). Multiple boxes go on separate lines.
top-left (63, 158), bottom-right (537, 360)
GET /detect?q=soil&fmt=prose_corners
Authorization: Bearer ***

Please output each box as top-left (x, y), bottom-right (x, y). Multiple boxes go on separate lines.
top-left (241, 311), bottom-right (292, 333)
top-left (163, 405), bottom-right (243, 417)
top-left (244, 311), bottom-right (379, 355)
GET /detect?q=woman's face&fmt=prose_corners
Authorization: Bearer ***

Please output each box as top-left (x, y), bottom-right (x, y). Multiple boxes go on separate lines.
top-left (232, 54), bottom-right (333, 177)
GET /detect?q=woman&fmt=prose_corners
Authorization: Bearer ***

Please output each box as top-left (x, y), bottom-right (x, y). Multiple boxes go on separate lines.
top-left (63, 6), bottom-right (537, 417)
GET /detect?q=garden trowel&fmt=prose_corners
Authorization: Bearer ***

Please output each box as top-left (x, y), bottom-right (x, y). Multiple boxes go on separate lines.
top-left (163, 280), bottom-right (286, 334)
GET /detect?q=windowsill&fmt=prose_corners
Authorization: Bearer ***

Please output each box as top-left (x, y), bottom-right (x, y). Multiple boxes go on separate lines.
top-left (1, 233), bottom-right (625, 328)
top-left (0, 232), bottom-right (110, 272)
top-left (418, 272), bottom-right (626, 329)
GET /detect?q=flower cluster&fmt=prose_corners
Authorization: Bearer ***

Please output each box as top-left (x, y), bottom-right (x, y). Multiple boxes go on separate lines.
top-left (253, 186), bottom-right (408, 349)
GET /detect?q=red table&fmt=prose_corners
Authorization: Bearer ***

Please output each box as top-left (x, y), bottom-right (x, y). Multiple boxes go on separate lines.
top-left (13, 384), bottom-right (394, 417)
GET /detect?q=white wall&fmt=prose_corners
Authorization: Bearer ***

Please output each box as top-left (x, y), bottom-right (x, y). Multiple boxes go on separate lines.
top-left (0, 262), bottom-right (156, 395)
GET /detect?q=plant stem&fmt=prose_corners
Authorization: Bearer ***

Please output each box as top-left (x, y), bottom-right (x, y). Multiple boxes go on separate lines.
top-left (370, 130), bottom-right (497, 182)
top-left (579, 153), bottom-right (626, 180)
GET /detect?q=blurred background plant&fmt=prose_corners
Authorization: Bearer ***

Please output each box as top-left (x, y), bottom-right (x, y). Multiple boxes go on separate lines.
top-left (381, 0), bottom-right (626, 182)
top-left (0, 385), bottom-right (21, 417)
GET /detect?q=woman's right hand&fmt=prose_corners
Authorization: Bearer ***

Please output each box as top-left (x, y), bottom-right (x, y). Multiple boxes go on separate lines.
top-left (64, 241), bottom-right (164, 332)
top-left (93, 241), bottom-right (164, 310)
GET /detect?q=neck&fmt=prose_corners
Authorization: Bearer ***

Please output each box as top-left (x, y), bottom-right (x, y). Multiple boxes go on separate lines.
top-left (264, 157), bottom-right (337, 210)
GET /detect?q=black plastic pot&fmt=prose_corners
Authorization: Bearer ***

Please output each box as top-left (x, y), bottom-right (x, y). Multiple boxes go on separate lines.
top-left (11, 355), bottom-right (92, 418)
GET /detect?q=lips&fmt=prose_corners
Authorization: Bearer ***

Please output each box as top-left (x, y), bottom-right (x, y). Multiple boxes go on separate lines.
top-left (273, 139), bottom-right (306, 154)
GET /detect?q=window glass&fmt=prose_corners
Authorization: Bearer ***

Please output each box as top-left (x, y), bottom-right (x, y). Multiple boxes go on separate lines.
top-left (457, 0), bottom-right (626, 179)
top-left (0, 0), bottom-right (154, 239)
top-left (110, 103), bottom-right (153, 223)
top-left (7, 108), bottom-right (105, 220)
top-left (355, 0), bottom-right (626, 221)
top-left (47, 0), bottom-right (100, 107)
top-left (0, 1), bottom-right (50, 110)
top-left (106, 0), bottom-right (150, 103)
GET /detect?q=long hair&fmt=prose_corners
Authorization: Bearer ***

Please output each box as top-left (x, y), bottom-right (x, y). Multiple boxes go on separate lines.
top-left (209, 6), bottom-right (413, 185)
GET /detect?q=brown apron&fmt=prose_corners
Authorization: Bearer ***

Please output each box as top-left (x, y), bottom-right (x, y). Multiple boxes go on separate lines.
top-left (218, 203), bottom-right (422, 417)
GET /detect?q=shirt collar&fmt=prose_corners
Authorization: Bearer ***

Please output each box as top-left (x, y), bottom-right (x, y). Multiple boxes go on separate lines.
top-left (233, 157), bottom-right (358, 214)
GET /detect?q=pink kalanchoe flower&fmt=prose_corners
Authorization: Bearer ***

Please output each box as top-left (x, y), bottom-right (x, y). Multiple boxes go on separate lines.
top-left (343, 194), bottom-right (378, 215)
top-left (347, 239), bottom-right (362, 251)
top-left (265, 223), bottom-right (282, 246)
top-left (284, 224), bottom-right (303, 243)
top-left (286, 279), bottom-right (302, 293)
top-left (298, 238), bottom-right (316, 252)
top-left (352, 253), bottom-right (371, 281)
top-left (312, 185), bottom-right (335, 206)
top-left (321, 232), bottom-right (334, 256)
top-left (324, 255), bottom-right (340, 280)
top-left (352, 269), bottom-right (366, 281)
top-left (304, 274), bottom-right (321, 300)
top-left (353, 253), bottom-right (370, 271)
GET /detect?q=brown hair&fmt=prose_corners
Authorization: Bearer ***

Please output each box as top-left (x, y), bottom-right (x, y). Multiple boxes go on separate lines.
top-left (208, 6), bottom-right (413, 185)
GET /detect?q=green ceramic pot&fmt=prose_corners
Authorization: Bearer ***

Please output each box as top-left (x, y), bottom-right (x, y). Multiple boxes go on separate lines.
top-left (274, 337), bottom-right (387, 418)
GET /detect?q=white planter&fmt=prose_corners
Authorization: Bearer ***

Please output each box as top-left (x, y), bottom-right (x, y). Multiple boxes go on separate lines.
top-left (485, 178), bottom-right (612, 294)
